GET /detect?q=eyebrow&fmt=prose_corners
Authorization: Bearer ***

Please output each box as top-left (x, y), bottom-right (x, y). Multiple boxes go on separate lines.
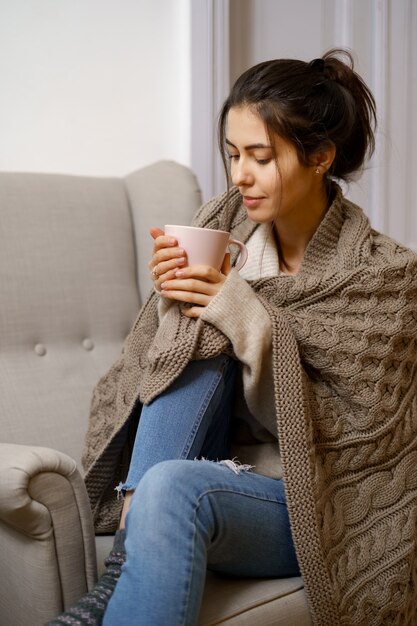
top-left (225, 138), bottom-right (273, 150)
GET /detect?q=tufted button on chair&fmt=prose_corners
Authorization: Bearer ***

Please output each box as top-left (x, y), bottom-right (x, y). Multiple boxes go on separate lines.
top-left (0, 161), bottom-right (311, 626)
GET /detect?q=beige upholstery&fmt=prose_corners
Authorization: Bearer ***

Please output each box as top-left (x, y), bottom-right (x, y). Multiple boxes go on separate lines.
top-left (0, 161), bottom-right (311, 625)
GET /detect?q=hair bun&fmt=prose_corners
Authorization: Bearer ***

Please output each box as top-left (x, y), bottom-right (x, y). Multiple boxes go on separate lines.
top-left (321, 49), bottom-right (355, 87)
top-left (310, 58), bottom-right (326, 73)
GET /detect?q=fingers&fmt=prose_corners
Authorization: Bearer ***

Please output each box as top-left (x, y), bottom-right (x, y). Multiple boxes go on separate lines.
top-left (160, 285), bottom-right (212, 307)
top-left (150, 227), bottom-right (164, 240)
top-left (150, 254), bottom-right (186, 290)
top-left (182, 306), bottom-right (204, 318)
top-left (148, 227), bottom-right (229, 305)
top-left (221, 252), bottom-right (231, 275)
top-left (161, 264), bottom-right (226, 290)
top-left (159, 265), bottom-right (227, 305)
top-left (161, 278), bottom-right (214, 304)
top-left (155, 261), bottom-right (228, 316)
top-left (148, 227), bottom-right (186, 285)
top-left (153, 256), bottom-right (187, 280)
top-left (172, 265), bottom-right (222, 283)
top-left (150, 238), bottom-right (183, 262)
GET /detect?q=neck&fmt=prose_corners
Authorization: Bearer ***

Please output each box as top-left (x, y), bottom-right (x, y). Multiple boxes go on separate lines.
top-left (274, 186), bottom-right (330, 275)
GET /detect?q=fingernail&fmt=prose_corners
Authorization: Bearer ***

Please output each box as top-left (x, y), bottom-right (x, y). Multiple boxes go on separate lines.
top-left (167, 237), bottom-right (176, 245)
top-left (175, 270), bottom-right (185, 278)
top-left (177, 257), bottom-right (186, 265)
top-left (176, 248), bottom-right (185, 256)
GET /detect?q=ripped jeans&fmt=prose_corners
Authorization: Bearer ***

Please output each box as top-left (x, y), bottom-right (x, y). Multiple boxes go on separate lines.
top-left (103, 355), bottom-right (299, 626)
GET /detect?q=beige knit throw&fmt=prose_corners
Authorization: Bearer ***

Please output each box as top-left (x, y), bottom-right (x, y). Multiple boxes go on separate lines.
top-left (83, 186), bottom-right (417, 626)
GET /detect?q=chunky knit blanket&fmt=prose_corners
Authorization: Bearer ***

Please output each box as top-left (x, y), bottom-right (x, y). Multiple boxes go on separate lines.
top-left (82, 186), bottom-right (417, 626)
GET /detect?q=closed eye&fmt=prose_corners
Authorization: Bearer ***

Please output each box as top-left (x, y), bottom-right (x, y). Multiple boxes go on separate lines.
top-left (227, 154), bottom-right (271, 165)
top-left (256, 158), bottom-right (272, 165)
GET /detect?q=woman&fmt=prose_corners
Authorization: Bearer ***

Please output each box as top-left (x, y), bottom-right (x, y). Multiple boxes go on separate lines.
top-left (48, 49), bottom-right (417, 626)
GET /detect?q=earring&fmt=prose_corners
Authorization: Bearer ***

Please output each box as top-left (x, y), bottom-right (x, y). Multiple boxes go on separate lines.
top-left (315, 167), bottom-right (321, 174)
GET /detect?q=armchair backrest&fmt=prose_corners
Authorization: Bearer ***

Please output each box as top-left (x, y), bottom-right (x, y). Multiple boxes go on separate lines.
top-left (0, 161), bottom-right (202, 470)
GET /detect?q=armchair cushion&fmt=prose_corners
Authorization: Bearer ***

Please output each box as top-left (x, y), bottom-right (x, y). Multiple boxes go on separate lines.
top-left (0, 172), bottom-right (140, 470)
top-left (200, 573), bottom-right (311, 626)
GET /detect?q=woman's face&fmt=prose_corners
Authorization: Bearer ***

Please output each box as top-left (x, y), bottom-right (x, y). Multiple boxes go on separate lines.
top-left (226, 106), bottom-right (320, 225)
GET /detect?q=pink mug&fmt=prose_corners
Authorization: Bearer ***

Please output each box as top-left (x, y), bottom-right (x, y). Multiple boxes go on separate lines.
top-left (164, 225), bottom-right (248, 271)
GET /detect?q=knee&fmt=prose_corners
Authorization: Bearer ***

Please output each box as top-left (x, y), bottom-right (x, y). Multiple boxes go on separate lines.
top-left (127, 460), bottom-right (216, 523)
top-left (139, 459), bottom-right (190, 492)
top-left (125, 460), bottom-right (221, 549)
top-left (128, 460), bottom-right (193, 517)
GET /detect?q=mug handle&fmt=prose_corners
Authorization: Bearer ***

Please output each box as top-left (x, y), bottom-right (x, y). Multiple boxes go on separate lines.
top-left (228, 238), bottom-right (248, 271)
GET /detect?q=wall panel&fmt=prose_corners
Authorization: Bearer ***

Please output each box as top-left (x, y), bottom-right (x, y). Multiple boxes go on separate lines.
top-left (226, 0), bottom-right (417, 248)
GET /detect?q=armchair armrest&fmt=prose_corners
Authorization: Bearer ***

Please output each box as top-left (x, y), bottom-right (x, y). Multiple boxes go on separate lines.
top-left (0, 443), bottom-right (87, 534)
top-left (0, 443), bottom-right (97, 625)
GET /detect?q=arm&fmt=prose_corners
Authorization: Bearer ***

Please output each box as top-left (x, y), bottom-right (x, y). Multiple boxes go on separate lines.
top-left (199, 270), bottom-right (276, 436)
top-left (152, 242), bottom-right (277, 434)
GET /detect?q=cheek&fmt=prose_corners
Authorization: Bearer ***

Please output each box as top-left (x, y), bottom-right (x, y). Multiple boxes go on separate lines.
top-left (261, 164), bottom-right (279, 192)
top-left (269, 171), bottom-right (282, 197)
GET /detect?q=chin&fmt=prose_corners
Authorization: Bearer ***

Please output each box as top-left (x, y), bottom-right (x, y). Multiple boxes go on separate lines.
top-left (246, 210), bottom-right (274, 224)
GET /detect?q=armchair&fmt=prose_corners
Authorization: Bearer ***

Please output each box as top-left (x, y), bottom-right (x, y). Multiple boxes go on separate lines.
top-left (0, 161), bottom-right (311, 625)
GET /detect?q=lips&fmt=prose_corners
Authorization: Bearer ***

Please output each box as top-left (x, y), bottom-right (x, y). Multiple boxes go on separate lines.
top-left (242, 195), bottom-right (265, 208)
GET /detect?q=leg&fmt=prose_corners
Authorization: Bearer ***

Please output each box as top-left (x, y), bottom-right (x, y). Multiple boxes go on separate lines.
top-left (46, 356), bottom-right (236, 625)
top-left (104, 459), bottom-right (299, 626)
top-left (123, 354), bottom-right (237, 489)
top-left (119, 354), bottom-right (237, 527)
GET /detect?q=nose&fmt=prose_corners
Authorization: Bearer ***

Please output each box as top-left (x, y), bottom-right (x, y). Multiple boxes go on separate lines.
top-left (231, 158), bottom-right (254, 188)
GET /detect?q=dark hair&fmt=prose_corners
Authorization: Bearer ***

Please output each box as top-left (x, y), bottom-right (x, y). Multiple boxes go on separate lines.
top-left (218, 49), bottom-right (377, 183)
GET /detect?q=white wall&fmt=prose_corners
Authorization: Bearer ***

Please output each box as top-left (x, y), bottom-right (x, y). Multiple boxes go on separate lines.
top-left (0, 0), bottom-right (191, 176)
top-left (2, 1), bottom-right (416, 250)
top-left (230, 0), bottom-right (323, 83)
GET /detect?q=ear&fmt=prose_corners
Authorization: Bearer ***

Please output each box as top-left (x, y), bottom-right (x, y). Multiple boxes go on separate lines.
top-left (311, 142), bottom-right (336, 174)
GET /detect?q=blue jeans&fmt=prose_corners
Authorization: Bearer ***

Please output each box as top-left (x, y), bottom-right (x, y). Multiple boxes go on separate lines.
top-left (103, 355), bottom-right (299, 626)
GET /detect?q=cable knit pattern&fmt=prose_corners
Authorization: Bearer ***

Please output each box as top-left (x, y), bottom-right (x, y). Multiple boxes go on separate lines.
top-left (82, 186), bottom-right (417, 626)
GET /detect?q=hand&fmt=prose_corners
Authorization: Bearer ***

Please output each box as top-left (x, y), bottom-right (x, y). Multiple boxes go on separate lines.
top-left (148, 227), bottom-right (187, 291)
top-left (159, 254), bottom-right (231, 317)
